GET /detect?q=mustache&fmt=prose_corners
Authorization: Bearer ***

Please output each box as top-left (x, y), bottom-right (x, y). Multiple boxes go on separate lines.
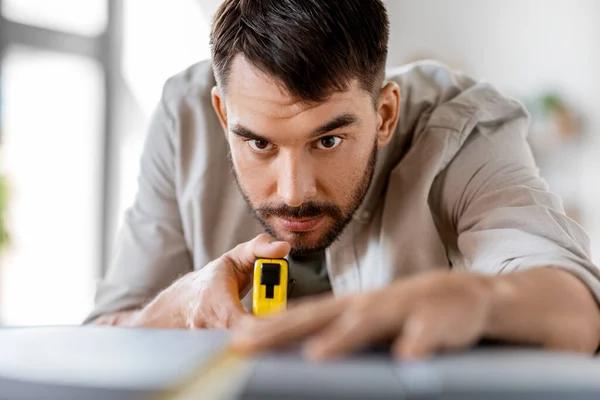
top-left (256, 201), bottom-right (342, 220)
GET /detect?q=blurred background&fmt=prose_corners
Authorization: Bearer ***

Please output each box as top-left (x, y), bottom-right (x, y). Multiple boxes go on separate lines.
top-left (0, 0), bottom-right (598, 326)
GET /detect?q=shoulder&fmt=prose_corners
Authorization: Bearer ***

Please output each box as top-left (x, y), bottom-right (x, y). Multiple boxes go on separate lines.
top-left (385, 60), bottom-right (477, 100)
top-left (162, 59), bottom-right (216, 102)
top-left (153, 59), bottom-right (225, 165)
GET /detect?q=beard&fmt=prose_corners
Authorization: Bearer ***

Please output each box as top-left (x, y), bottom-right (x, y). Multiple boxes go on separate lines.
top-left (230, 139), bottom-right (377, 258)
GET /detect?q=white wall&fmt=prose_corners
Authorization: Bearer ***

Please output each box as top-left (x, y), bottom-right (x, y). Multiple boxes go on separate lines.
top-left (385, 0), bottom-right (600, 98)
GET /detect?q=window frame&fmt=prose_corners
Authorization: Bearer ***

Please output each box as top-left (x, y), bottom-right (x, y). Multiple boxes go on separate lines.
top-left (0, 0), bottom-right (121, 297)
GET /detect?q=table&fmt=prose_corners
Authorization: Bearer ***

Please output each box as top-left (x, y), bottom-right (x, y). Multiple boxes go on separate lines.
top-left (0, 326), bottom-right (599, 399)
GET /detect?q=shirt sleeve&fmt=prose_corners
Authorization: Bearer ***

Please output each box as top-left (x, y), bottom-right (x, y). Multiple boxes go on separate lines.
top-left (83, 87), bottom-right (193, 323)
top-left (435, 116), bottom-right (600, 305)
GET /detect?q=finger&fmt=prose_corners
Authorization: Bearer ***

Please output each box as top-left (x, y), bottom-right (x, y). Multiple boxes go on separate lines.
top-left (225, 233), bottom-right (291, 275)
top-left (233, 312), bottom-right (258, 330)
top-left (304, 298), bottom-right (406, 361)
top-left (230, 295), bottom-right (344, 352)
top-left (213, 299), bottom-right (252, 329)
top-left (392, 307), bottom-right (443, 360)
top-left (211, 280), bottom-right (253, 329)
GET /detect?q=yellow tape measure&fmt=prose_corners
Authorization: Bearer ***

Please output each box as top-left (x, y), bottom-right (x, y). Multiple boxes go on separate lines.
top-left (157, 258), bottom-right (290, 399)
top-left (252, 258), bottom-right (289, 316)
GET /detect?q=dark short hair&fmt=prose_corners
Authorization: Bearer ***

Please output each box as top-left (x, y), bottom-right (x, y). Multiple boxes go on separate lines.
top-left (210, 0), bottom-right (389, 103)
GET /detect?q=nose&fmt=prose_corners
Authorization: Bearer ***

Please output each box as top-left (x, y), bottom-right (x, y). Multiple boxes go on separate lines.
top-left (276, 151), bottom-right (317, 207)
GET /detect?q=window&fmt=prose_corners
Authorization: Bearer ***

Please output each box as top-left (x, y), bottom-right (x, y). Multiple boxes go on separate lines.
top-left (1, 0), bottom-right (107, 36)
top-left (0, 0), bottom-right (214, 326)
top-left (0, 46), bottom-right (103, 325)
top-left (113, 0), bottom-right (212, 239)
top-left (0, 1), bottom-right (111, 326)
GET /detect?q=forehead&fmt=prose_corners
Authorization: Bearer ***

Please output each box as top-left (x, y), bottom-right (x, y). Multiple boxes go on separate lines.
top-left (223, 55), bottom-right (373, 123)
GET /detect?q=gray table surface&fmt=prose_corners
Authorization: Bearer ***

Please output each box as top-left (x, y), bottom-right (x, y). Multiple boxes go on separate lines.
top-left (0, 326), bottom-right (599, 400)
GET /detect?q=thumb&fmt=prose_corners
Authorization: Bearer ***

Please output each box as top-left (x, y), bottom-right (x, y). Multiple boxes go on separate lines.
top-left (225, 233), bottom-right (291, 275)
top-left (393, 308), bottom-right (440, 360)
top-left (210, 277), bottom-right (253, 329)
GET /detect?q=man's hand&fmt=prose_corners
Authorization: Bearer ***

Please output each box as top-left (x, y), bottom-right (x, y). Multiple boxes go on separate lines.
top-left (93, 233), bottom-right (290, 329)
top-left (231, 268), bottom-right (600, 360)
top-left (232, 270), bottom-right (492, 360)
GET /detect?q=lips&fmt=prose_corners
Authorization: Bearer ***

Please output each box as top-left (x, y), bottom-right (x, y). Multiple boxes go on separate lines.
top-left (277, 216), bottom-right (324, 232)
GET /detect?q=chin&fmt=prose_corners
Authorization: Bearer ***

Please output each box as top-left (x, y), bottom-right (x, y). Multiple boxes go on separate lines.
top-left (281, 229), bottom-right (321, 245)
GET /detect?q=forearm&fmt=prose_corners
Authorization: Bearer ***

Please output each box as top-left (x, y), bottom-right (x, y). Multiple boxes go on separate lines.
top-left (89, 296), bottom-right (184, 328)
top-left (483, 267), bottom-right (600, 353)
top-left (91, 278), bottom-right (193, 328)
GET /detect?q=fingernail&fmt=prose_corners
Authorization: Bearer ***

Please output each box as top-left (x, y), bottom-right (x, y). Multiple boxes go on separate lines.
top-left (270, 241), bottom-right (286, 247)
top-left (399, 348), bottom-right (426, 362)
top-left (400, 352), bottom-right (419, 362)
top-left (303, 342), bottom-right (328, 362)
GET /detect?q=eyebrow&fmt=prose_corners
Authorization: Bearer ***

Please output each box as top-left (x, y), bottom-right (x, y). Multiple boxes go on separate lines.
top-left (310, 112), bottom-right (360, 138)
top-left (230, 112), bottom-right (360, 142)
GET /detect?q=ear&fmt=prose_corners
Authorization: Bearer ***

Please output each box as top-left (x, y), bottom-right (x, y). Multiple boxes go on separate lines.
top-left (211, 86), bottom-right (229, 136)
top-left (375, 82), bottom-right (400, 149)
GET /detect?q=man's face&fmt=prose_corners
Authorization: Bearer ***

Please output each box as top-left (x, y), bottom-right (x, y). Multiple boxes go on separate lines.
top-left (213, 56), bottom-right (390, 257)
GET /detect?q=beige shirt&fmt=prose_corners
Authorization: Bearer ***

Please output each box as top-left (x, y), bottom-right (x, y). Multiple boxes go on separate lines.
top-left (85, 60), bottom-right (600, 322)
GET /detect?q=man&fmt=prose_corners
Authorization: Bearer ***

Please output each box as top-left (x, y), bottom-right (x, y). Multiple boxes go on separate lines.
top-left (87, 0), bottom-right (600, 360)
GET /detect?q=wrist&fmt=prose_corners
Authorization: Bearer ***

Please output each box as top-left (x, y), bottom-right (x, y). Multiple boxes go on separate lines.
top-left (90, 310), bottom-right (140, 326)
top-left (479, 270), bottom-right (552, 346)
top-left (481, 274), bottom-right (514, 339)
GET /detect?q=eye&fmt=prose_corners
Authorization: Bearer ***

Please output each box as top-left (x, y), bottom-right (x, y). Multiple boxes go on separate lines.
top-left (247, 139), bottom-right (274, 152)
top-left (315, 136), bottom-right (342, 150)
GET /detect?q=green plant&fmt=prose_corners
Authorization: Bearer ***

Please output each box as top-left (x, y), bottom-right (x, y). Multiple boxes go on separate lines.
top-left (540, 93), bottom-right (565, 114)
